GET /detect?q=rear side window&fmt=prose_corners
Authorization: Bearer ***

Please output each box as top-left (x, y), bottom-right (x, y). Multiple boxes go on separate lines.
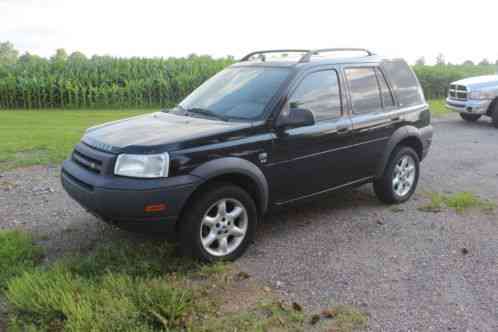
top-left (376, 68), bottom-right (395, 108)
top-left (345, 67), bottom-right (381, 114)
top-left (381, 59), bottom-right (424, 107)
top-left (288, 70), bottom-right (342, 121)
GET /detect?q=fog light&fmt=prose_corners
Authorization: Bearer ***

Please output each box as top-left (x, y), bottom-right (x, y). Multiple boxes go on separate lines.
top-left (145, 204), bottom-right (167, 213)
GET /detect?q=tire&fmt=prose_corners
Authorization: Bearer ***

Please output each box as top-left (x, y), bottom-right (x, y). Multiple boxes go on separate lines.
top-left (460, 113), bottom-right (481, 122)
top-left (179, 183), bottom-right (257, 262)
top-left (491, 102), bottom-right (498, 128)
top-left (373, 146), bottom-right (420, 204)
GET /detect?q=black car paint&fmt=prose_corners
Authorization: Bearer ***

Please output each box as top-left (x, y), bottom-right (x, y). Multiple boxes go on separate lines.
top-left (61, 56), bottom-right (433, 233)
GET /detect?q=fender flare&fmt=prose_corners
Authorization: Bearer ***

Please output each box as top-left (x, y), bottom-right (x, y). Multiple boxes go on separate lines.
top-left (190, 157), bottom-right (269, 214)
top-left (375, 126), bottom-right (423, 179)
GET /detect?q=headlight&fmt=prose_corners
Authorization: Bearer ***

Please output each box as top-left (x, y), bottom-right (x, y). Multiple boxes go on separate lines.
top-left (114, 153), bottom-right (169, 178)
top-left (469, 90), bottom-right (494, 100)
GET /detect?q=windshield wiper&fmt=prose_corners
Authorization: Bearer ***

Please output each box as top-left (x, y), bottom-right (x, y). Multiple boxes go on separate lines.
top-left (186, 107), bottom-right (228, 122)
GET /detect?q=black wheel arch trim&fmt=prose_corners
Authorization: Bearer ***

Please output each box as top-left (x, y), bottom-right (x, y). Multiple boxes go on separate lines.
top-left (375, 125), bottom-right (429, 179)
top-left (190, 157), bottom-right (269, 214)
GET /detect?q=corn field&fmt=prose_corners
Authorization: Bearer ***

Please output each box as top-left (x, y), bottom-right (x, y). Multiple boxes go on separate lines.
top-left (0, 53), bottom-right (496, 109)
top-left (0, 55), bottom-right (233, 109)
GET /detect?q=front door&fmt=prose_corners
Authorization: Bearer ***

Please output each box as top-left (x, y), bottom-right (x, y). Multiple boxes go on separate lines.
top-left (266, 68), bottom-right (354, 203)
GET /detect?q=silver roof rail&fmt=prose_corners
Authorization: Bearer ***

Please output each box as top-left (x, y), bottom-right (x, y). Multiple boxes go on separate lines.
top-left (299, 48), bottom-right (374, 63)
top-left (239, 48), bottom-right (375, 63)
top-left (240, 49), bottom-right (311, 62)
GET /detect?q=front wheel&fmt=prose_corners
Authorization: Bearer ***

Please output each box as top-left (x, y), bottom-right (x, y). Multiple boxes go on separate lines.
top-left (179, 183), bottom-right (257, 262)
top-left (460, 113), bottom-right (481, 122)
top-left (374, 146), bottom-right (420, 204)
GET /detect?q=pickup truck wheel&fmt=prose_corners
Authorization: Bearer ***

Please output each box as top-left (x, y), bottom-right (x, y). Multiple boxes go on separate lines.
top-left (180, 183), bottom-right (257, 262)
top-left (460, 113), bottom-right (481, 122)
top-left (492, 103), bottom-right (498, 128)
top-left (373, 146), bottom-right (420, 204)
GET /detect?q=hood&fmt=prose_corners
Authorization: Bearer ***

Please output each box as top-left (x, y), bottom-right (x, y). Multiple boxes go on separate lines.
top-left (452, 75), bottom-right (498, 90)
top-left (82, 112), bottom-right (252, 153)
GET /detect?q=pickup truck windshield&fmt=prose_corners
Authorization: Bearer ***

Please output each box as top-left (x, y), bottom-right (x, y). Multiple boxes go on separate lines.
top-left (179, 67), bottom-right (290, 121)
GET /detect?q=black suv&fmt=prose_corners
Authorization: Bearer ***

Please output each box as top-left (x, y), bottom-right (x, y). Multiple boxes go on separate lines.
top-left (62, 48), bottom-right (433, 261)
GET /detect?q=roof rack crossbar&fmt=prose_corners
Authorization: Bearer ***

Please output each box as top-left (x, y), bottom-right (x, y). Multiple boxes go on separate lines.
top-left (299, 48), bottom-right (374, 63)
top-left (240, 49), bottom-right (311, 62)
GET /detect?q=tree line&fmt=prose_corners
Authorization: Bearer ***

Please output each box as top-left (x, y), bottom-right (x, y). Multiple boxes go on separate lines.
top-left (0, 42), bottom-right (497, 109)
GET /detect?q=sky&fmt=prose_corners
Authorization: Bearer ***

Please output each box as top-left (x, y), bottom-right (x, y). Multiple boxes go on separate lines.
top-left (1, 0), bottom-right (497, 65)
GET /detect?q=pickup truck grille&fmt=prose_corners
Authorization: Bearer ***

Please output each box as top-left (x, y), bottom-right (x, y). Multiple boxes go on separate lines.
top-left (449, 84), bottom-right (467, 101)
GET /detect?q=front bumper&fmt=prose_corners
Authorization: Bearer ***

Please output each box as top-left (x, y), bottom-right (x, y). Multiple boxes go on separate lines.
top-left (61, 158), bottom-right (201, 233)
top-left (445, 98), bottom-right (491, 115)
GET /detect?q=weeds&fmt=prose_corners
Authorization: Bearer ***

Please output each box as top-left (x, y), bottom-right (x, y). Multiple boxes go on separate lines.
top-left (0, 230), bottom-right (43, 288)
top-left (428, 100), bottom-right (450, 117)
top-left (331, 305), bottom-right (369, 332)
top-left (419, 191), bottom-right (495, 213)
top-left (2, 230), bottom-right (366, 331)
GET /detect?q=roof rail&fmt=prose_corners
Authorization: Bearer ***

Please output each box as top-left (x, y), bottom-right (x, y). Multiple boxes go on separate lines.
top-left (299, 48), bottom-right (374, 63)
top-left (239, 48), bottom-right (375, 63)
top-left (240, 49), bottom-right (310, 62)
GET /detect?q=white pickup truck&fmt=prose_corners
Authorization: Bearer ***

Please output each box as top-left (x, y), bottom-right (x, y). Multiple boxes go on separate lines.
top-left (445, 75), bottom-right (498, 128)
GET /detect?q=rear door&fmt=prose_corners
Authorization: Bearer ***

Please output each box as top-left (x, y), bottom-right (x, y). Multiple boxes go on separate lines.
top-left (343, 65), bottom-right (398, 179)
top-left (267, 67), bottom-right (354, 203)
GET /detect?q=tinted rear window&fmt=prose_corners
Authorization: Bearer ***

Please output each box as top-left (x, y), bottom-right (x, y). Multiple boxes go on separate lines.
top-left (382, 59), bottom-right (425, 107)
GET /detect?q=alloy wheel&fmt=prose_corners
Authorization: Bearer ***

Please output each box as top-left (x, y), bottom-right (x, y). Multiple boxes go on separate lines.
top-left (199, 198), bottom-right (248, 257)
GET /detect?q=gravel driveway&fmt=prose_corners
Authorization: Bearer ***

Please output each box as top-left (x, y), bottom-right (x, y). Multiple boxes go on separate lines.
top-left (1, 114), bottom-right (497, 331)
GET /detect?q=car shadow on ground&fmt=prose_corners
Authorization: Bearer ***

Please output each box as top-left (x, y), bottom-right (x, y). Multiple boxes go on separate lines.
top-left (254, 186), bottom-right (384, 240)
top-left (438, 116), bottom-right (495, 130)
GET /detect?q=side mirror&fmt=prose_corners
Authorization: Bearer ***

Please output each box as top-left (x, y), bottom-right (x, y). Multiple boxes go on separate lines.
top-left (276, 106), bottom-right (315, 129)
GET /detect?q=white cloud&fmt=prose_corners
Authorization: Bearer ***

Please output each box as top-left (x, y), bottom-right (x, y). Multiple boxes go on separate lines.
top-left (1, 0), bottom-right (497, 64)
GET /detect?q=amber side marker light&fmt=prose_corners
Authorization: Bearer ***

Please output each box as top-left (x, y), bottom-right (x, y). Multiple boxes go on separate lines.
top-left (145, 204), bottom-right (167, 213)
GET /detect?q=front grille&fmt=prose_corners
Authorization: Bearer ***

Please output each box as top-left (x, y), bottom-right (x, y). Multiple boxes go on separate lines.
top-left (72, 149), bottom-right (103, 174)
top-left (62, 169), bottom-right (94, 191)
top-left (449, 84), bottom-right (467, 101)
top-left (447, 100), bottom-right (465, 108)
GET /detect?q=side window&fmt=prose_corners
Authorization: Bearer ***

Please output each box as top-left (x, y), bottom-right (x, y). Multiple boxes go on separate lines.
top-left (381, 59), bottom-right (424, 107)
top-left (345, 67), bottom-right (382, 114)
top-left (376, 68), bottom-right (395, 108)
top-left (288, 70), bottom-right (342, 121)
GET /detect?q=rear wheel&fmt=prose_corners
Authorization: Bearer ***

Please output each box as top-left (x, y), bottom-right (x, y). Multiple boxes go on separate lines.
top-left (374, 146), bottom-right (420, 204)
top-left (179, 183), bottom-right (257, 262)
top-left (491, 102), bottom-right (498, 128)
top-left (460, 113), bottom-right (481, 122)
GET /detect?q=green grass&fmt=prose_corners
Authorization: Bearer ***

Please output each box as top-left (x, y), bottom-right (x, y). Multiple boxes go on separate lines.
top-left (428, 99), bottom-right (450, 117)
top-left (0, 230), bottom-right (43, 288)
top-left (0, 110), bottom-right (151, 171)
top-left (330, 305), bottom-right (369, 332)
top-left (3, 230), bottom-right (337, 331)
top-left (0, 102), bottom-right (449, 171)
top-left (419, 191), bottom-right (496, 214)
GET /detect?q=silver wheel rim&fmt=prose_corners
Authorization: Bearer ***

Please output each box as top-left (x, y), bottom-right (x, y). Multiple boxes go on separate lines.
top-left (200, 198), bottom-right (248, 257)
top-left (392, 155), bottom-right (416, 197)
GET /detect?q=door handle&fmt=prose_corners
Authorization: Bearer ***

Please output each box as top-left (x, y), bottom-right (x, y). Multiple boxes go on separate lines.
top-left (390, 116), bottom-right (401, 122)
top-left (337, 126), bottom-right (351, 135)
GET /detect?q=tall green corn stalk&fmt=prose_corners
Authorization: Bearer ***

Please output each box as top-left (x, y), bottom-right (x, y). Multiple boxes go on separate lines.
top-left (0, 55), bottom-right (233, 110)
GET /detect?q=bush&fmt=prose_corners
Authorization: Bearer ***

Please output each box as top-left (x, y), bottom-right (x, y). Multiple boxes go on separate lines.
top-left (414, 64), bottom-right (497, 99)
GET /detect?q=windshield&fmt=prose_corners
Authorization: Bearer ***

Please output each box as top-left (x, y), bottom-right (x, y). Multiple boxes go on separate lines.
top-left (178, 66), bottom-right (290, 121)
